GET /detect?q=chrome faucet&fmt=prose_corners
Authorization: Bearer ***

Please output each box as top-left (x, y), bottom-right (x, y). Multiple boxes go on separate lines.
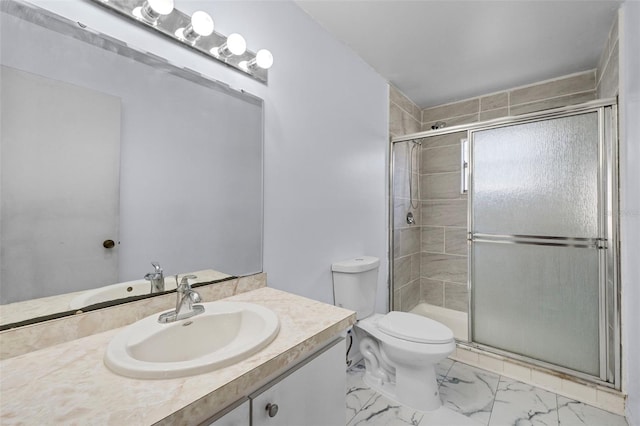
top-left (144, 261), bottom-right (165, 293)
top-left (158, 275), bottom-right (204, 323)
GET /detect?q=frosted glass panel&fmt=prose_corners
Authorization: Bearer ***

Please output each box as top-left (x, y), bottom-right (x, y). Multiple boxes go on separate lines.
top-left (472, 113), bottom-right (599, 237)
top-left (472, 242), bottom-right (600, 376)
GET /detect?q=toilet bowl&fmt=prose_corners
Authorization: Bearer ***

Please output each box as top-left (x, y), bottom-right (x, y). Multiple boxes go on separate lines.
top-left (332, 256), bottom-right (455, 412)
top-left (355, 312), bottom-right (455, 412)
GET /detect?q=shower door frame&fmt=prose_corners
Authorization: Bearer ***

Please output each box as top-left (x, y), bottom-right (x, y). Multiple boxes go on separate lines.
top-left (389, 98), bottom-right (620, 389)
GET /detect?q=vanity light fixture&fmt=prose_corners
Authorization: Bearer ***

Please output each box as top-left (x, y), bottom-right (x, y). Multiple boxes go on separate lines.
top-left (90, 0), bottom-right (273, 83)
top-left (239, 49), bottom-right (274, 71)
top-left (211, 33), bottom-right (247, 58)
top-left (175, 11), bottom-right (214, 43)
top-left (132, 0), bottom-right (174, 25)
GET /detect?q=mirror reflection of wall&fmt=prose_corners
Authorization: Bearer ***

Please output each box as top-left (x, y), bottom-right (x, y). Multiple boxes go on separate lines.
top-left (0, 3), bottom-right (263, 306)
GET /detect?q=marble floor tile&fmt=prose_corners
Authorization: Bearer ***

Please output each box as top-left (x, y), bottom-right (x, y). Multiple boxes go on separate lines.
top-left (418, 406), bottom-right (484, 426)
top-left (488, 377), bottom-right (558, 426)
top-left (557, 396), bottom-right (628, 426)
top-left (436, 358), bottom-right (455, 384)
top-left (439, 361), bottom-right (500, 425)
top-left (347, 363), bottom-right (377, 423)
top-left (347, 393), bottom-right (424, 426)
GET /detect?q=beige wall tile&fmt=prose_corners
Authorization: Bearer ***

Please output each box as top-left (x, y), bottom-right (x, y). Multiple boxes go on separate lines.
top-left (390, 85), bottom-right (421, 122)
top-left (422, 98), bottom-right (479, 122)
top-left (445, 227), bottom-right (468, 255)
top-left (394, 198), bottom-right (419, 229)
top-left (393, 255), bottom-right (411, 287)
top-left (510, 91), bottom-right (596, 116)
top-left (597, 40), bottom-right (619, 99)
top-left (510, 71), bottom-right (595, 105)
top-left (400, 279), bottom-right (420, 312)
top-left (390, 102), bottom-right (421, 137)
top-left (480, 92), bottom-right (508, 111)
top-left (393, 288), bottom-right (401, 311)
top-left (398, 227), bottom-right (421, 257)
top-left (607, 12), bottom-right (619, 59)
top-left (421, 131), bottom-right (467, 149)
top-left (421, 172), bottom-right (461, 200)
top-left (479, 107), bottom-right (509, 121)
top-left (421, 144), bottom-right (461, 174)
top-left (422, 226), bottom-right (445, 253)
top-left (422, 200), bottom-right (467, 227)
top-left (392, 166), bottom-right (409, 198)
top-left (410, 253), bottom-right (421, 281)
top-left (504, 361), bottom-right (532, 382)
top-left (422, 253), bottom-right (467, 283)
top-left (423, 113), bottom-right (478, 131)
top-left (420, 278), bottom-right (444, 306)
top-left (444, 282), bottom-right (469, 312)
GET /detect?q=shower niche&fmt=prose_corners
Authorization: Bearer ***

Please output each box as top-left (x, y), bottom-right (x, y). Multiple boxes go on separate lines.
top-left (390, 99), bottom-right (620, 388)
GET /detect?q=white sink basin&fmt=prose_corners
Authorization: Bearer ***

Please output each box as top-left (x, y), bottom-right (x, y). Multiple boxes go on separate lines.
top-left (104, 301), bottom-right (280, 379)
top-left (69, 278), bottom-right (177, 310)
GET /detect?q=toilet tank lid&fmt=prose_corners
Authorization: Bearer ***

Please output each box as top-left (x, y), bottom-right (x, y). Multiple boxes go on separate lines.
top-left (377, 311), bottom-right (454, 344)
top-left (331, 256), bottom-right (380, 273)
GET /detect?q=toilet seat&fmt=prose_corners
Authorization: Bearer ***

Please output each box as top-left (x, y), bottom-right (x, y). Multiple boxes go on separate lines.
top-left (377, 311), bottom-right (454, 344)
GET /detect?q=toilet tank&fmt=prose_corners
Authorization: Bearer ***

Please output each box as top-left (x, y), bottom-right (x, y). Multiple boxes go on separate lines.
top-left (331, 256), bottom-right (379, 320)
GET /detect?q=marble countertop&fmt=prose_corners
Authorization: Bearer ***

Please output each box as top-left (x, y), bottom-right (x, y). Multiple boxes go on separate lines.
top-left (0, 287), bottom-right (355, 425)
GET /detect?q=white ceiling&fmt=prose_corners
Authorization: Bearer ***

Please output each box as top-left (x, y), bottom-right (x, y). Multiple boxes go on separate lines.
top-left (296, 1), bottom-right (622, 108)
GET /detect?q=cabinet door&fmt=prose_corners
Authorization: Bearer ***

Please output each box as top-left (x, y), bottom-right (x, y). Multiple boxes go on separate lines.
top-left (251, 339), bottom-right (345, 426)
top-left (206, 398), bottom-right (250, 426)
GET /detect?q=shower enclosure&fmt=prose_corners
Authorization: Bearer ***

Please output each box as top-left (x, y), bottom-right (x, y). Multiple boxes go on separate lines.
top-left (390, 99), bottom-right (620, 388)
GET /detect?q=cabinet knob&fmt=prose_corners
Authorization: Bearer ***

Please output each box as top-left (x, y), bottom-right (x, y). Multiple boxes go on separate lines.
top-left (103, 239), bottom-right (116, 249)
top-left (266, 403), bottom-right (279, 417)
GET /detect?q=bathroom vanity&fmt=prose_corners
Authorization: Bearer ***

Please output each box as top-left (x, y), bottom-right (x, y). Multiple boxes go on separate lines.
top-left (0, 287), bottom-right (355, 425)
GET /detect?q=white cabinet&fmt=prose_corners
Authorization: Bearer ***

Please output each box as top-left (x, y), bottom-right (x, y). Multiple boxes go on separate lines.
top-left (203, 338), bottom-right (345, 426)
top-left (206, 399), bottom-right (250, 426)
top-left (250, 339), bottom-right (345, 426)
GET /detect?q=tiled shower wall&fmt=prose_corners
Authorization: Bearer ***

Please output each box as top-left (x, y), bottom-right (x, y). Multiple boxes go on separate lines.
top-left (391, 69), bottom-right (604, 313)
top-left (390, 87), bottom-right (422, 311)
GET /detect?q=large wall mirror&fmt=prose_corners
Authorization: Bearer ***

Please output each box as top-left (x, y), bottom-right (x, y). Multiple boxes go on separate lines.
top-left (0, 0), bottom-right (263, 328)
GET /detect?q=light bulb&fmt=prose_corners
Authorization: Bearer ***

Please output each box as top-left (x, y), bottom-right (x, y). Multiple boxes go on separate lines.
top-left (176, 11), bottom-right (214, 42)
top-left (255, 49), bottom-right (273, 69)
top-left (147, 0), bottom-right (173, 15)
top-left (134, 0), bottom-right (174, 24)
top-left (191, 11), bottom-right (214, 36)
top-left (239, 49), bottom-right (274, 72)
top-left (226, 33), bottom-right (247, 56)
top-left (211, 33), bottom-right (247, 57)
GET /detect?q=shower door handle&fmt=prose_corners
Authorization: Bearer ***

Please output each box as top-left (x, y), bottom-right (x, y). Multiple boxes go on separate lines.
top-left (461, 139), bottom-right (469, 194)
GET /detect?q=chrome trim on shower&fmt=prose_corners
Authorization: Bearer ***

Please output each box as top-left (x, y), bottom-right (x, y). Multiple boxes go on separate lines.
top-left (470, 234), bottom-right (604, 249)
top-left (460, 139), bottom-right (469, 194)
top-left (391, 98), bottom-right (618, 143)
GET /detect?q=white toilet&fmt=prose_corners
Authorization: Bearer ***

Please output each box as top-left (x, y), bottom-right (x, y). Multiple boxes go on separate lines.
top-left (332, 256), bottom-right (455, 412)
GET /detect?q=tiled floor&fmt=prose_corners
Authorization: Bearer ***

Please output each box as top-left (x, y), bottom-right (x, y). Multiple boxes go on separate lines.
top-left (346, 359), bottom-right (629, 426)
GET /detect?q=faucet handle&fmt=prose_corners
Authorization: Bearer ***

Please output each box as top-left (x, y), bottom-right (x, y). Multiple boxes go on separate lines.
top-left (151, 262), bottom-right (162, 273)
top-left (179, 274), bottom-right (198, 288)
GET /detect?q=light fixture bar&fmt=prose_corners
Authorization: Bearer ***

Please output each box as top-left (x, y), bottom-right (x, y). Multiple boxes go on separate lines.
top-left (89, 0), bottom-right (270, 83)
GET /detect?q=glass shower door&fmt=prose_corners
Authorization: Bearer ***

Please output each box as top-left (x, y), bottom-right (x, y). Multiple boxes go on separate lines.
top-left (470, 110), bottom-right (606, 379)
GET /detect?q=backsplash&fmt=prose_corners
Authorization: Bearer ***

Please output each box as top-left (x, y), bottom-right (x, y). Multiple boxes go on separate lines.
top-left (0, 273), bottom-right (266, 360)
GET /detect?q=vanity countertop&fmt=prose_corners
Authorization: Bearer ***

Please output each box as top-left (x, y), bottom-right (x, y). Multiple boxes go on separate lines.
top-left (0, 287), bottom-right (355, 425)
